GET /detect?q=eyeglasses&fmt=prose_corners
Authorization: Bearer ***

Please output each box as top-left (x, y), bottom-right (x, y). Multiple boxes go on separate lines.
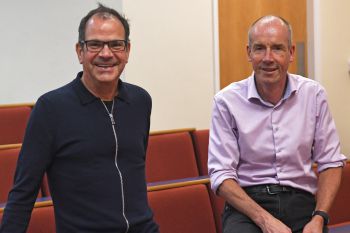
top-left (80, 40), bottom-right (128, 53)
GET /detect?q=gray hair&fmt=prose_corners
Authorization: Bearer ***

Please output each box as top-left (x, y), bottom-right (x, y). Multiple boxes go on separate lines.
top-left (248, 15), bottom-right (292, 47)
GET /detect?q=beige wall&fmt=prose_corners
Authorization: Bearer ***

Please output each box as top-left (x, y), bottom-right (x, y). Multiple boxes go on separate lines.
top-left (124, 0), bottom-right (349, 157)
top-left (123, 0), bottom-right (215, 131)
top-left (0, 0), bottom-right (121, 104)
top-left (318, 0), bottom-right (350, 158)
top-left (2, 1), bottom-right (347, 157)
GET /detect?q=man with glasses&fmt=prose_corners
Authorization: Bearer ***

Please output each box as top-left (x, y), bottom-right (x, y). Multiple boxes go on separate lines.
top-left (208, 15), bottom-right (346, 233)
top-left (0, 4), bottom-right (159, 233)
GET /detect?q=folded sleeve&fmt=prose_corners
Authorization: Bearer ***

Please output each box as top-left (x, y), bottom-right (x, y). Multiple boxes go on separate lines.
top-left (208, 96), bottom-right (240, 193)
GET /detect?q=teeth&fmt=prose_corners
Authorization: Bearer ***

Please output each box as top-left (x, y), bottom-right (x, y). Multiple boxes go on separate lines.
top-left (97, 65), bottom-right (113, 67)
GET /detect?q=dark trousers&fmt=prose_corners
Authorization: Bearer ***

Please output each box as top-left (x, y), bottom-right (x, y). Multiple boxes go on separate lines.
top-left (222, 185), bottom-right (328, 233)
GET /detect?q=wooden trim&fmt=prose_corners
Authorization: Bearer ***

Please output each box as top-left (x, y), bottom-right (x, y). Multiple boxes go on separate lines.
top-left (0, 177), bottom-right (211, 212)
top-left (0, 103), bottom-right (35, 108)
top-left (32, 200), bottom-right (53, 209)
top-left (147, 177), bottom-right (210, 192)
top-left (329, 221), bottom-right (350, 228)
top-left (0, 200), bottom-right (54, 213)
top-left (0, 143), bottom-right (22, 150)
top-left (150, 128), bottom-right (196, 136)
top-left (0, 128), bottom-right (197, 149)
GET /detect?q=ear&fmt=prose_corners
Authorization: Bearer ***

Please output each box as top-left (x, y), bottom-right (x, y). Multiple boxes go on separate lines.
top-left (75, 42), bottom-right (84, 64)
top-left (246, 45), bottom-right (252, 62)
top-left (289, 44), bottom-right (295, 63)
top-left (125, 42), bottom-right (131, 63)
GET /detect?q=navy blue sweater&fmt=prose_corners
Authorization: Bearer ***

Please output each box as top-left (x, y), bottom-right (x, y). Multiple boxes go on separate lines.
top-left (0, 72), bottom-right (158, 233)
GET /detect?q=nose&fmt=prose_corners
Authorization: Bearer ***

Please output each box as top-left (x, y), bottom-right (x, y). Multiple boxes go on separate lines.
top-left (99, 44), bottom-right (113, 57)
top-left (262, 48), bottom-right (273, 62)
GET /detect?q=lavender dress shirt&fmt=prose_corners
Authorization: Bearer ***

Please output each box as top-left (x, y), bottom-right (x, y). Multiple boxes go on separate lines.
top-left (208, 73), bottom-right (346, 194)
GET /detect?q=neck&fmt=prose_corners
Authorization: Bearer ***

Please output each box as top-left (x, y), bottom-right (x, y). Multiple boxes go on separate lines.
top-left (256, 79), bottom-right (287, 105)
top-left (81, 77), bottom-right (118, 101)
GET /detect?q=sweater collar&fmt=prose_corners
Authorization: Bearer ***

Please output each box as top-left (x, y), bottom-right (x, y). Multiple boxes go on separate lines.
top-left (73, 71), bottom-right (130, 105)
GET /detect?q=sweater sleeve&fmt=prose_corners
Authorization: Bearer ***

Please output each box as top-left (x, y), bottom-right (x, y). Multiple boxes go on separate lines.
top-left (0, 96), bottom-right (55, 233)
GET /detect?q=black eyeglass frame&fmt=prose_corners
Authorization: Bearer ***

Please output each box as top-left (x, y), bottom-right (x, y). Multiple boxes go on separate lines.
top-left (80, 40), bottom-right (128, 53)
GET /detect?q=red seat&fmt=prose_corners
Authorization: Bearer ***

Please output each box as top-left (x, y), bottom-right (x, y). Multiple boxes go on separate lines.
top-left (146, 132), bottom-right (199, 182)
top-left (207, 185), bottom-right (225, 233)
top-left (0, 106), bottom-right (31, 145)
top-left (192, 129), bottom-right (226, 232)
top-left (191, 129), bottom-right (209, 175)
top-left (1, 203), bottom-right (56, 233)
top-left (329, 161), bottom-right (350, 225)
top-left (41, 174), bottom-right (51, 197)
top-left (0, 147), bottom-right (42, 203)
top-left (0, 148), bottom-right (21, 203)
top-left (148, 184), bottom-right (217, 233)
top-left (27, 204), bottom-right (55, 233)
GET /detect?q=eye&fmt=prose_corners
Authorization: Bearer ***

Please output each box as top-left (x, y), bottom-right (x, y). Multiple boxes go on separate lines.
top-left (87, 41), bottom-right (103, 49)
top-left (272, 45), bottom-right (285, 52)
top-left (109, 40), bottom-right (126, 51)
top-left (252, 45), bottom-right (265, 53)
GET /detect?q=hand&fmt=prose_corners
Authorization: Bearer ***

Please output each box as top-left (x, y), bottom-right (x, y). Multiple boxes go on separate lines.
top-left (259, 215), bottom-right (292, 233)
top-left (302, 215), bottom-right (324, 233)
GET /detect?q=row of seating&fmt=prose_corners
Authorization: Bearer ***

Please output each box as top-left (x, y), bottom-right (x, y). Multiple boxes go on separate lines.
top-left (0, 177), bottom-right (217, 233)
top-left (1, 165), bottom-right (350, 233)
top-left (0, 128), bottom-right (224, 232)
top-left (0, 129), bottom-right (211, 188)
top-left (147, 128), bottom-right (350, 228)
top-left (1, 104), bottom-right (349, 230)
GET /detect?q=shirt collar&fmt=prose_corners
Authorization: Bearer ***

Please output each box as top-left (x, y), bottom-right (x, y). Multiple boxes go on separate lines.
top-left (247, 73), bottom-right (298, 102)
top-left (73, 71), bottom-right (131, 105)
top-left (247, 73), bottom-right (260, 100)
top-left (283, 73), bottom-right (298, 99)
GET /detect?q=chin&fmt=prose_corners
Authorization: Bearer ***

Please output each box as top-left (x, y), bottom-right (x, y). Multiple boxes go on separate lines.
top-left (95, 73), bottom-right (120, 83)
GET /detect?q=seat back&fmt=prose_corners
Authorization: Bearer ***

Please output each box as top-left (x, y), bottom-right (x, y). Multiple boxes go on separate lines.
top-left (191, 129), bottom-right (209, 175)
top-left (0, 146), bottom-right (43, 203)
top-left (41, 174), bottom-right (51, 197)
top-left (192, 129), bottom-right (226, 232)
top-left (27, 204), bottom-right (55, 233)
top-left (0, 147), bottom-right (21, 203)
top-left (0, 106), bottom-right (31, 145)
top-left (146, 131), bottom-right (199, 182)
top-left (207, 185), bottom-right (225, 233)
top-left (329, 161), bottom-right (350, 225)
top-left (148, 184), bottom-right (217, 233)
top-left (0, 201), bottom-right (55, 233)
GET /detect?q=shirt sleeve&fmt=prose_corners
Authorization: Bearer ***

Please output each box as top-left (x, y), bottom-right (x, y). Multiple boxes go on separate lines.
top-left (208, 96), bottom-right (240, 194)
top-left (0, 96), bottom-right (55, 232)
top-left (312, 87), bottom-right (347, 172)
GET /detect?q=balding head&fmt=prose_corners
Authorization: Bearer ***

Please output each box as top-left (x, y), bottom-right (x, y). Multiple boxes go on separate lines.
top-left (248, 15), bottom-right (292, 48)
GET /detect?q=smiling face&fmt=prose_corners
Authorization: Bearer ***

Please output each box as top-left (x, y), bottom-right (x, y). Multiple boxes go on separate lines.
top-left (247, 17), bottom-right (294, 89)
top-left (76, 14), bottom-right (130, 92)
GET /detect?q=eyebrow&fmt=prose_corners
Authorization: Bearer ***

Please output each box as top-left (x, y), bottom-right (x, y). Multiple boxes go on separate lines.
top-left (252, 42), bottom-right (286, 48)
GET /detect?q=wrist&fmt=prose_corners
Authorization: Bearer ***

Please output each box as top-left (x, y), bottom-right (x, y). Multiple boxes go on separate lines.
top-left (311, 210), bottom-right (329, 226)
top-left (253, 210), bottom-right (274, 229)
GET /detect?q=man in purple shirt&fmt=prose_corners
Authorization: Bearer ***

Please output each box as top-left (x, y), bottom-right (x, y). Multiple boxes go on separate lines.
top-left (208, 15), bottom-right (347, 233)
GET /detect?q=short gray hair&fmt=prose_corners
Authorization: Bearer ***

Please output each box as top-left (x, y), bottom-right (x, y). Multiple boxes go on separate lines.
top-left (248, 15), bottom-right (292, 48)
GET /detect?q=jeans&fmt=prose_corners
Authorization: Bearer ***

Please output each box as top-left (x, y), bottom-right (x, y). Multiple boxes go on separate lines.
top-left (222, 185), bottom-right (328, 233)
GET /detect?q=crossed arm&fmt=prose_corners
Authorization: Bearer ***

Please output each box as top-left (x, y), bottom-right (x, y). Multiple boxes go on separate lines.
top-left (218, 167), bottom-right (343, 233)
top-left (218, 179), bottom-right (293, 233)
